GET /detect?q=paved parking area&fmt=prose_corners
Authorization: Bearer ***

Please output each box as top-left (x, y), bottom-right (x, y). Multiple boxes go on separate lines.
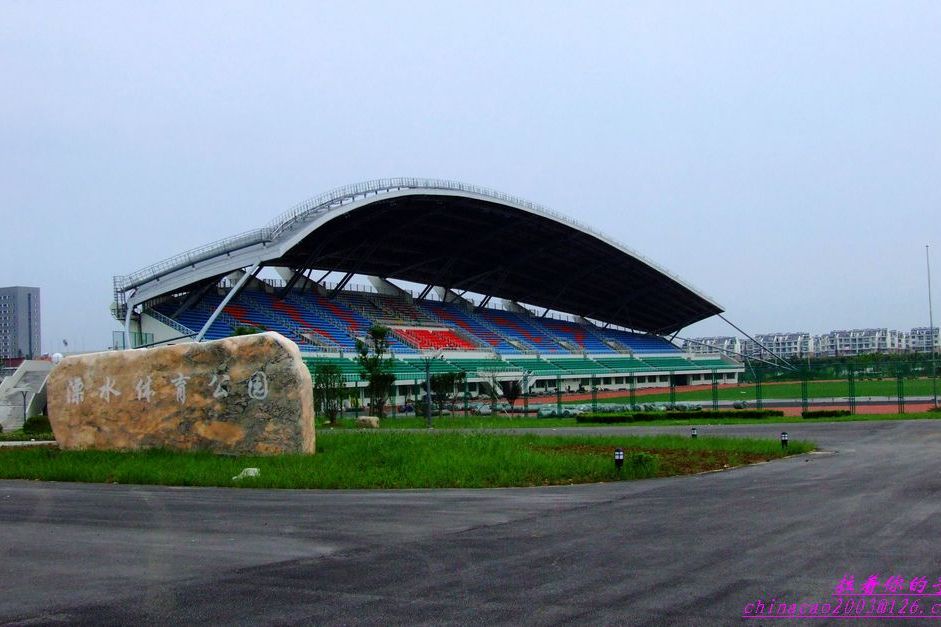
top-left (2, 420), bottom-right (940, 624)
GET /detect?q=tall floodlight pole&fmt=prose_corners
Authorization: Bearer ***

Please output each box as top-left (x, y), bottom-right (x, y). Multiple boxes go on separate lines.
top-left (928, 245), bottom-right (938, 408)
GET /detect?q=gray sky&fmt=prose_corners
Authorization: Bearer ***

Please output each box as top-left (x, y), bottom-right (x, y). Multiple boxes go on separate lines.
top-left (2, 0), bottom-right (939, 354)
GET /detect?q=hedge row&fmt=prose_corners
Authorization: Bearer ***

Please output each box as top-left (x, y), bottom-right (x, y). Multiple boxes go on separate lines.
top-left (801, 410), bottom-right (852, 418)
top-left (576, 409), bottom-right (785, 423)
top-left (23, 416), bottom-right (52, 434)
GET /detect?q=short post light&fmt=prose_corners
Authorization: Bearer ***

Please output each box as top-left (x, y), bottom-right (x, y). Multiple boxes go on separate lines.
top-left (781, 431), bottom-right (789, 449)
top-left (614, 448), bottom-right (624, 474)
top-left (691, 427), bottom-right (698, 439)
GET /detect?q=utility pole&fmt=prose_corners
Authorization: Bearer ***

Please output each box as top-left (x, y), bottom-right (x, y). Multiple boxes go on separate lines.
top-left (928, 245), bottom-right (938, 408)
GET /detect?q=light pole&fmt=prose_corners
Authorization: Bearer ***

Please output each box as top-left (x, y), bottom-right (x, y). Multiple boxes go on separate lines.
top-left (927, 245), bottom-right (938, 408)
top-left (10, 387), bottom-right (30, 428)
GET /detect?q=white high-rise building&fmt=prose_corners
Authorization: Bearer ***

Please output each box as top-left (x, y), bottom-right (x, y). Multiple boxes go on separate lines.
top-left (907, 327), bottom-right (940, 353)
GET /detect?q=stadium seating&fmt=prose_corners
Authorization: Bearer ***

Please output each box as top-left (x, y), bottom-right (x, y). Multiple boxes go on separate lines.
top-left (639, 356), bottom-right (693, 370)
top-left (393, 328), bottom-right (478, 351)
top-left (284, 293), bottom-right (363, 351)
top-left (445, 358), bottom-right (517, 375)
top-left (475, 309), bottom-right (565, 352)
top-left (538, 318), bottom-right (614, 353)
top-left (402, 357), bottom-right (462, 375)
top-left (305, 356), bottom-right (423, 380)
top-left (544, 358), bottom-right (611, 375)
top-left (688, 358), bottom-right (738, 370)
top-left (151, 288), bottom-right (726, 394)
top-left (376, 298), bottom-right (437, 325)
top-left (505, 358), bottom-right (565, 374)
top-left (594, 328), bottom-right (681, 353)
top-left (419, 301), bottom-right (519, 353)
top-left (592, 356), bottom-right (651, 372)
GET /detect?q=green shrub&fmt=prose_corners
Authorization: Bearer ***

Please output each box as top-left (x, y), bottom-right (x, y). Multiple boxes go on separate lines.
top-left (23, 415), bottom-right (52, 434)
top-left (576, 409), bottom-right (784, 423)
top-left (627, 451), bottom-right (658, 476)
top-left (802, 409), bottom-right (852, 418)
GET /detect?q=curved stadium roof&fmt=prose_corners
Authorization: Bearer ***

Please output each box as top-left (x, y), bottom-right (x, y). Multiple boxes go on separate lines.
top-left (115, 178), bottom-right (722, 335)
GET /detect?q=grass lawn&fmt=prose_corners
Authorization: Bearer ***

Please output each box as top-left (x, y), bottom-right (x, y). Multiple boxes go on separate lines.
top-left (324, 411), bottom-right (941, 430)
top-left (591, 379), bottom-right (940, 404)
top-left (0, 432), bottom-right (813, 489)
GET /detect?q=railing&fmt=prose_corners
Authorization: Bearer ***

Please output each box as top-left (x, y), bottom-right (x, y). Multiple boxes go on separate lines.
top-left (144, 308), bottom-right (195, 336)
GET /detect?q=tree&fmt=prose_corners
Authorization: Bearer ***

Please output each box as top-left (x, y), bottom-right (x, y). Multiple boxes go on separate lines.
top-left (500, 379), bottom-right (522, 409)
top-left (430, 371), bottom-right (466, 415)
top-left (356, 325), bottom-right (395, 419)
top-left (313, 363), bottom-right (345, 425)
top-left (233, 325), bottom-right (264, 335)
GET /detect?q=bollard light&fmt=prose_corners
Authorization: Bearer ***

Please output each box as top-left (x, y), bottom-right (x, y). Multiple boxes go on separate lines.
top-left (691, 427), bottom-right (698, 439)
top-left (614, 448), bottom-right (624, 472)
top-left (781, 431), bottom-right (789, 449)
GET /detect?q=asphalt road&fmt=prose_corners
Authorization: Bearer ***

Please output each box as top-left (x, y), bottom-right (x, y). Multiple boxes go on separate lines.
top-left (3, 420), bottom-right (941, 625)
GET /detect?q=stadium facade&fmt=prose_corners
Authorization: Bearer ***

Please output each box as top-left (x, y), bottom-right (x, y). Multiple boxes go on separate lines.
top-left (112, 178), bottom-right (741, 404)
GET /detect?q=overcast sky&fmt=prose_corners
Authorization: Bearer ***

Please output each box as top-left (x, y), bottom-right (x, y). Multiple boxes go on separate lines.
top-left (2, 1), bottom-right (939, 353)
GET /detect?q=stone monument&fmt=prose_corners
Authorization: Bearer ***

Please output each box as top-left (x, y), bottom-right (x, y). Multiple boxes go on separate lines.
top-left (47, 332), bottom-right (315, 455)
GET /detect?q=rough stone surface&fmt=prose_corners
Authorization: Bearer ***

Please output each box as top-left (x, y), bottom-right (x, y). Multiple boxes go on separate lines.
top-left (355, 416), bottom-right (380, 429)
top-left (47, 332), bottom-right (314, 455)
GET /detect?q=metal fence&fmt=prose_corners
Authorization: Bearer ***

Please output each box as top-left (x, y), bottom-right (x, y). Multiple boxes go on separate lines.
top-left (737, 358), bottom-right (940, 414)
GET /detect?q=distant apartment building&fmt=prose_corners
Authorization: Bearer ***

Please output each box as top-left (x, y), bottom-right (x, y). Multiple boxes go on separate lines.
top-left (0, 286), bottom-right (41, 360)
top-left (682, 336), bottom-right (741, 356)
top-left (741, 332), bottom-right (814, 359)
top-left (688, 327), bottom-right (930, 359)
top-left (907, 327), bottom-right (940, 353)
top-left (815, 329), bottom-right (905, 357)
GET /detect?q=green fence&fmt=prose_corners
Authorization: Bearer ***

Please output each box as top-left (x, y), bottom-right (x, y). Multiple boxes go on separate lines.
top-left (737, 357), bottom-right (940, 414)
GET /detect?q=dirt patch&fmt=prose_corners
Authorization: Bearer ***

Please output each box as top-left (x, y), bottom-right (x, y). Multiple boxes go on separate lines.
top-left (534, 443), bottom-right (779, 476)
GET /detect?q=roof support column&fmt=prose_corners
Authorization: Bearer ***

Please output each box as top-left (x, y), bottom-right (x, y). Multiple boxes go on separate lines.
top-left (328, 272), bottom-right (355, 298)
top-left (434, 287), bottom-right (471, 306)
top-left (276, 267), bottom-right (322, 297)
top-left (194, 262), bottom-right (260, 343)
top-left (367, 276), bottom-right (409, 298)
top-left (123, 299), bottom-right (136, 351)
top-left (501, 299), bottom-right (528, 314)
top-left (416, 284), bottom-right (435, 301)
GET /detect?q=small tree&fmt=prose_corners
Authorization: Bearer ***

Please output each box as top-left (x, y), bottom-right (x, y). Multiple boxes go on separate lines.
top-left (313, 364), bottom-right (345, 425)
top-left (430, 371), bottom-right (466, 415)
top-left (233, 325), bottom-right (264, 335)
top-left (500, 379), bottom-right (522, 410)
top-left (356, 325), bottom-right (395, 419)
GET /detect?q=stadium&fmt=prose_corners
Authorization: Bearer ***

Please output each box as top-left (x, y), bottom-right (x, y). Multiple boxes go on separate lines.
top-left (111, 178), bottom-right (743, 409)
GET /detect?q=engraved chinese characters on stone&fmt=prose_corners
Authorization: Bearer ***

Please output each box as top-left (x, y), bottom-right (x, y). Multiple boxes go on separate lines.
top-left (134, 375), bottom-right (154, 402)
top-left (171, 372), bottom-right (190, 404)
top-left (209, 374), bottom-right (231, 399)
top-left (48, 332), bottom-right (313, 455)
top-left (66, 377), bottom-right (85, 404)
top-left (247, 371), bottom-right (269, 400)
top-left (97, 377), bottom-right (121, 402)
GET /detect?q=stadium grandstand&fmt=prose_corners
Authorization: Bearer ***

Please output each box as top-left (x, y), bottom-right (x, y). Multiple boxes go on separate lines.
top-left (112, 178), bottom-right (742, 405)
